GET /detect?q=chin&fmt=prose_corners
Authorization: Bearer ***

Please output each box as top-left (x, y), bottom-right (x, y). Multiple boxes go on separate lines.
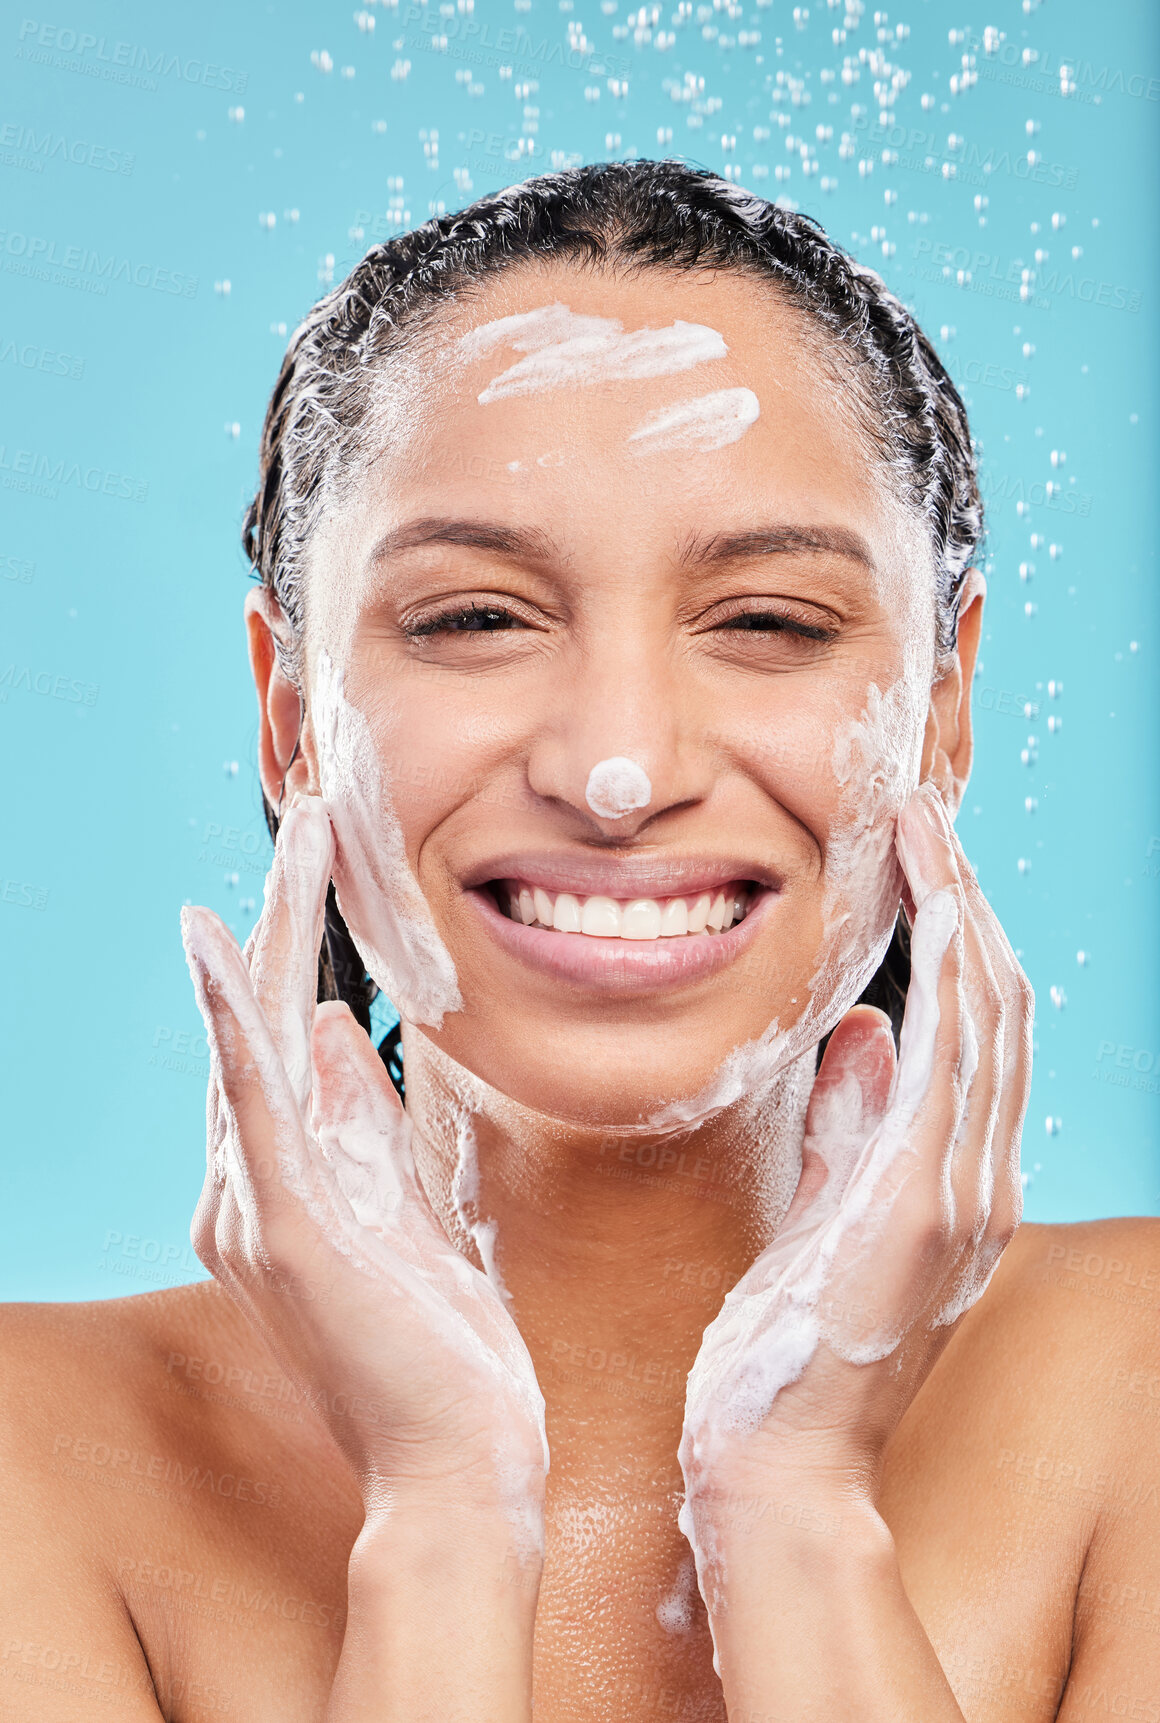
top-left (421, 1010), bottom-right (799, 1135)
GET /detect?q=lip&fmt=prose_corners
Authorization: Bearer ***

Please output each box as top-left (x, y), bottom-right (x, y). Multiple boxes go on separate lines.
top-left (460, 849), bottom-right (784, 901)
top-left (465, 879), bottom-right (776, 995)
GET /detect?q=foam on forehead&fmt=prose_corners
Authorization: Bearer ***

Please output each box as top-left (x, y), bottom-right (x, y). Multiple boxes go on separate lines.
top-left (456, 300), bottom-right (729, 404)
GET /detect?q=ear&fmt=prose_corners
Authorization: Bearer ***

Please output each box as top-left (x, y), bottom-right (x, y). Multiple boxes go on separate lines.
top-left (920, 569), bottom-right (985, 819)
top-left (245, 586), bottom-right (318, 810)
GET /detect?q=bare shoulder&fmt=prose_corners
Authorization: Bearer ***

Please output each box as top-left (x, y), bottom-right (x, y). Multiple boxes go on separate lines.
top-left (969, 1215), bottom-right (1160, 1392)
top-left (880, 1219), bottom-right (1160, 1711)
top-left (0, 1285), bottom-right (220, 1719)
top-left (0, 1280), bottom-right (255, 1470)
top-left (0, 1277), bottom-right (358, 1526)
top-left (0, 1285), bottom-right (357, 1719)
top-left (888, 1216), bottom-right (1160, 1517)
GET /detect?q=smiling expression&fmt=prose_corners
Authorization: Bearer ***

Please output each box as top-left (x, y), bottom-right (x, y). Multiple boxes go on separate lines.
top-left (279, 263), bottom-right (957, 1126)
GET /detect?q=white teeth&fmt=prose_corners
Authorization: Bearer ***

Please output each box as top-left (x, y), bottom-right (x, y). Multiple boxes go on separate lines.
top-left (581, 895), bottom-right (622, 938)
top-left (660, 898), bottom-right (688, 937)
top-left (622, 898), bottom-right (662, 940)
top-left (553, 892), bottom-right (582, 934)
top-left (499, 881), bottom-right (755, 940)
top-left (687, 893), bottom-right (711, 934)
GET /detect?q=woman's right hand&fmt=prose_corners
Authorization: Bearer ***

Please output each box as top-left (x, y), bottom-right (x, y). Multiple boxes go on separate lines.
top-left (181, 795), bottom-right (548, 1529)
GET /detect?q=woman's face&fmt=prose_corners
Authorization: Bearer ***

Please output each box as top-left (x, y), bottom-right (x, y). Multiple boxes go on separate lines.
top-left (286, 263), bottom-right (971, 1126)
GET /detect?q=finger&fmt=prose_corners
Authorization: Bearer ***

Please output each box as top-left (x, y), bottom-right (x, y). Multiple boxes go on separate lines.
top-left (183, 902), bottom-right (339, 1243)
top-left (888, 880), bottom-right (963, 1135)
top-left (895, 780), bottom-right (953, 913)
top-left (310, 1006), bottom-right (540, 1386)
top-left (769, 1007), bottom-right (898, 1276)
top-left (933, 809), bottom-right (1031, 1244)
top-left (248, 795), bottom-right (335, 1113)
top-left (891, 799), bottom-right (1022, 1340)
top-left (190, 1065), bottom-right (228, 1273)
top-left (931, 813), bottom-right (1002, 1232)
top-left (799, 1007), bottom-right (897, 1195)
top-left (311, 1002), bottom-right (433, 1243)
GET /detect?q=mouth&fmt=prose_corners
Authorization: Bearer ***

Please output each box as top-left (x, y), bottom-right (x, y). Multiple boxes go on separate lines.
top-left (462, 858), bottom-right (777, 994)
top-left (492, 879), bottom-right (759, 938)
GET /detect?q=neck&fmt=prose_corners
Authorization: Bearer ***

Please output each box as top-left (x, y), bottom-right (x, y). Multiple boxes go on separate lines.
top-left (401, 1027), bottom-right (813, 1475)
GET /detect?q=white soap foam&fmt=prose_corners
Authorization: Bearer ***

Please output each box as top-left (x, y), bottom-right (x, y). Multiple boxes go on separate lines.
top-left (655, 1552), bottom-right (698, 1634)
top-left (676, 883), bottom-right (961, 1641)
top-left (645, 676), bottom-right (924, 1135)
top-left (312, 649), bottom-right (462, 1029)
top-left (457, 302), bottom-right (728, 404)
top-left (585, 755), bottom-right (653, 819)
top-left (450, 1109), bottom-right (513, 1305)
top-left (183, 856), bottom-right (548, 1545)
top-left (628, 387), bottom-right (760, 454)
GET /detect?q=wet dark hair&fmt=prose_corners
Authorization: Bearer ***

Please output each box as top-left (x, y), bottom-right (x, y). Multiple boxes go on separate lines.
top-left (245, 159), bottom-right (981, 1093)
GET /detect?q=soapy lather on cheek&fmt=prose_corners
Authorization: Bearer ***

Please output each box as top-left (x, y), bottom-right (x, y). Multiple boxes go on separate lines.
top-left (646, 676), bottom-right (926, 1133)
top-left (311, 650), bottom-right (462, 1030)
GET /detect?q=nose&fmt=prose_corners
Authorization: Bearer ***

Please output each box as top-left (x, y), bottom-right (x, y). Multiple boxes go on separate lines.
top-left (523, 644), bottom-right (715, 838)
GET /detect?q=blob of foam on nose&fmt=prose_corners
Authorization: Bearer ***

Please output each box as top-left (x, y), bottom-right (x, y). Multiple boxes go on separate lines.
top-left (585, 756), bottom-right (653, 820)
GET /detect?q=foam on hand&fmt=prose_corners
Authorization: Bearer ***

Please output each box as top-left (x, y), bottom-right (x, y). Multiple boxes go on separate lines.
top-left (585, 755), bottom-right (653, 820)
top-left (311, 649), bottom-right (462, 1029)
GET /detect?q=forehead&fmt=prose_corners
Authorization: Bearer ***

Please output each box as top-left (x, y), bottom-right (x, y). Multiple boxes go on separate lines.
top-left (307, 261), bottom-right (930, 644)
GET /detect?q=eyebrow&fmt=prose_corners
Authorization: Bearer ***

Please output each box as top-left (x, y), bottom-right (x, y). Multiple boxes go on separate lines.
top-left (676, 524), bottom-right (876, 573)
top-left (366, 517), bottom-right (565, 569)
top-left (365, 516), bottom-right (875, 575)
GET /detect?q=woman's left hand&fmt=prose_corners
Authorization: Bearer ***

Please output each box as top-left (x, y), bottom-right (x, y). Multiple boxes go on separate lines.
top-left (677, 781), bottom-right (1033, 1716)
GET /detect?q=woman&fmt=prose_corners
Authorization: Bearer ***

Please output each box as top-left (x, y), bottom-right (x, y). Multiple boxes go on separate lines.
top-left (2, 162), bottom-right (1157, 1723)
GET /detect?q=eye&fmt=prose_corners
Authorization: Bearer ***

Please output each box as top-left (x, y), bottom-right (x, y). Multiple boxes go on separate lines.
top-left (714, 608), bottom-right (837, 643)
top-left (405, 602), bottom-right (529, 637)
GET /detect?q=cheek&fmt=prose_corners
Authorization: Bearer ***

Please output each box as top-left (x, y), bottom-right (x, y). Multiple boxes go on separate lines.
top-left (744, 675), bottom-right (924, 1010)
top-left (359, 674), bottom-right (535, 874)
top-left (810, 675), bottom-right (928, 999)
top-left (312, 651), bottom-right (462, 1030)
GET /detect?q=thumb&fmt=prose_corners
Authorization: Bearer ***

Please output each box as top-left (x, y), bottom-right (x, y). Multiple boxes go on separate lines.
top-left (793, 1007), bottom-right (898, 1218)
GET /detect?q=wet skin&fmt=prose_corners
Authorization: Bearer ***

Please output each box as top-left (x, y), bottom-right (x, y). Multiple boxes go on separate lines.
top-left (4, 1224), bottom-right (1160, 1722)
top-left (2, 264), bottom-right (1158, 1722)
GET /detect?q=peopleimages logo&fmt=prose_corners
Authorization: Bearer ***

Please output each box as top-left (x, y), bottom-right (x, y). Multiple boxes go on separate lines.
top-left (14, 19), bottom-right (248, 94)
top-left (0, 230), bottom-right (197, 298)
top-left (0, 118), bottom-right (135, 174)
top-left (851, 114), bottom-right (1078, 190)
top-left (910, 238), bottom-right (1141, 317)
top-left (401, 3), bottom-right (631, 79)
top-left (969, 33), bottom-right (1160, 103)
top-left (0, 442), bottom-right (148, 502)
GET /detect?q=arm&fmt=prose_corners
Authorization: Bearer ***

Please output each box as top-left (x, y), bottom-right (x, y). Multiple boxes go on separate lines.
top-left (332, 1500), bottom-right (540, 1722)
top-left (693, 1473), bottom-right (967, 1721)
top-left (680, 783), bottom-right (1033, 1720)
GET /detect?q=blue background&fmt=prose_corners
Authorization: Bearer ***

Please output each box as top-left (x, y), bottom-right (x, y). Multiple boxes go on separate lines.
top-left (1, 0), bottom-right (1156, 1300)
